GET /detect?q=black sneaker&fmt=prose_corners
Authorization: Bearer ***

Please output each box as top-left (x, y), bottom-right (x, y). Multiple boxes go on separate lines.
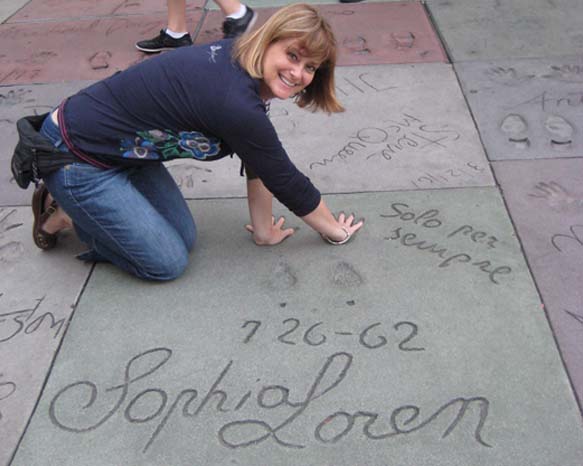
top-left (222, 6), bottom-right (257, 39)
top-left (135, 30), bottom-right (193, 53)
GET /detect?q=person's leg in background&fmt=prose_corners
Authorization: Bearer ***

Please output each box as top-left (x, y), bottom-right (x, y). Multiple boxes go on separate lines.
top-left (216, 0), bottom-right (256, 39)
top-left (135, 0), bottom-right (257, 53)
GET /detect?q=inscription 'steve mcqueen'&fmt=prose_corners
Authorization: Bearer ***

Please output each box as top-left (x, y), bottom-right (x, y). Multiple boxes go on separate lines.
top-left (309, 113), bottom-right (461, 170)
top-left (49, 348), bottom-right (492, 453)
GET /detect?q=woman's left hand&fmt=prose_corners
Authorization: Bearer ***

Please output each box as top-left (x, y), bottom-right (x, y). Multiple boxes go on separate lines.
top-left (245, 216), bottom-right (295, 245)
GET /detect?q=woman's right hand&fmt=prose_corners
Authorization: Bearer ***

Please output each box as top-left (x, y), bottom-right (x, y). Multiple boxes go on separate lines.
top-left (301, 200), bottom-right (364, 245)
top-left (321, 212), bottom-right (364, 245)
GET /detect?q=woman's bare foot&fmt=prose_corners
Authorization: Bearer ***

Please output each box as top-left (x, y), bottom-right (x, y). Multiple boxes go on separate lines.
top-left (42, 192), bottom-right (72, 234)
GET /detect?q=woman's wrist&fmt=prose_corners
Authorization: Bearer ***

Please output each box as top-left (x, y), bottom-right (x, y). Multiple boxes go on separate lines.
top-left (321, 226), bottom-right (351, 245)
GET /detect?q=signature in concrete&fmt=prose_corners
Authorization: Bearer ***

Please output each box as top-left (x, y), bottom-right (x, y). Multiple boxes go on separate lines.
top-left (335, 72), bottom-right (397, 97)
top-left (49, 348), bottom-right (492, 452)
top-left (382, 203), bottom-right (512, 285)
top-left (0, 296), bottom-right (66, 344)
top-left (509, 91), bottom-right (583, 112)
top-left (309, 113), bottom-right (460, 170)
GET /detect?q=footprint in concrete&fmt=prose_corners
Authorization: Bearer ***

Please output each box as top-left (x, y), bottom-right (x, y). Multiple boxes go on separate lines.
top-left (332, 262), bottom-right (363, 288)
top-left (343, 36), bottom-right (371, 55)
top-left (544, 115), bottom-right (574, 150)
top-left (391, 32), bottom-right (415, 49)
top-left (89, 51), bottom-right (112, 70)
top-left (500, 114), bottom-right (530, 149)
top-left (267, 261), bottom-right (297, 290)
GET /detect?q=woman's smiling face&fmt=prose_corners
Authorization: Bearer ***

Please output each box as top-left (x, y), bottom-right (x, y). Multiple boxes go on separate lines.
top-left (260, 38), bottom-right (320, 101)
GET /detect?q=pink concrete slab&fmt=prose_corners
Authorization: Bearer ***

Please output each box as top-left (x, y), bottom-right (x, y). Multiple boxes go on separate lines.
top-left (196, 2), bottom-right (448, 65)
top-left (0, 13), bottom-right (202, 85)
top-left (492, 158), bottom-right (583, 413)
top-left (8, 0), bottom-right (204, 22)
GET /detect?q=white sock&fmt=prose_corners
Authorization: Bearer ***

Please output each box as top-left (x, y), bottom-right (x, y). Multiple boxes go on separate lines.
top-left (165, 28), bottom-right (188, 39)
top-left (226, 4), bottom-right (247, 19)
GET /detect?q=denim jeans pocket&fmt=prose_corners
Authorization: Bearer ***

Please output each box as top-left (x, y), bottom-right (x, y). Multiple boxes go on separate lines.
top-left (62, 162), bottom-right (112, 189)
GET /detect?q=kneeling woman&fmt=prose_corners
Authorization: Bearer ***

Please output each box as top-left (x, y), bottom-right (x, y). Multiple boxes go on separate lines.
top-left (32, 3), bottom-right (363, 280)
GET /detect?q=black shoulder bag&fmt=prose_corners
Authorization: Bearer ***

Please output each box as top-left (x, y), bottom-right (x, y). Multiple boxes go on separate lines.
top-left (11, 113), bottom-right (77, 189)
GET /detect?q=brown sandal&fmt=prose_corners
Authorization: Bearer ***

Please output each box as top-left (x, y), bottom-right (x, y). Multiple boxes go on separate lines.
top-left (32, 183), bottom-right (58, 250)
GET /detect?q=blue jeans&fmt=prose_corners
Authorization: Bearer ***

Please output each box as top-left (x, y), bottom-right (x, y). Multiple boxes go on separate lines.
top-left (40, 113), bottom-right (196, 281)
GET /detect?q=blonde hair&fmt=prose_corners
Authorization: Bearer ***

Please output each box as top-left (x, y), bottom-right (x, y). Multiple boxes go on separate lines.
top-left (233, 3), bottom-right (344, 113)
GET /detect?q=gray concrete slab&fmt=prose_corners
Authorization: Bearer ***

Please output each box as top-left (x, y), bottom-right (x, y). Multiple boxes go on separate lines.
top-left (0, 0), bottom-right (28, 24)
top-left (492, 158), bottom-right (583, 411)
top-left (456, 56), bottom-right (583, 161)
top-left (0, 82), bottom-right (93, 206)
top-left (171, 63), bottom-right (494, 200)
top-left (0, 207), bottom-right (91, 466)
top-left (427, 0), bottom-right (583, 61)
top-left (11, 190), bottom-right (583, 465)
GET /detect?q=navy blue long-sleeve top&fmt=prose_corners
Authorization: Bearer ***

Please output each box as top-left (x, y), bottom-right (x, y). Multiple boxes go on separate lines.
top-left (60, 39), bottom-right (321, 217)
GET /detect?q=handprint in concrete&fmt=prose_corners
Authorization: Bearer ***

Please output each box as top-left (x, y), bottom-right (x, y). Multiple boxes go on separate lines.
top-left (528, 181), bottom-right (582, 212)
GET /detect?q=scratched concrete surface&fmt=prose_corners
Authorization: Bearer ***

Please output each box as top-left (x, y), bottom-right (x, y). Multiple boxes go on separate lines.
top-left (10, 191), bottom-right (583, 465)
top-left (427, 0), bottom-right (583, 61)
top-left (0, 207), bottom-right (91, 466)
top-left (197, 3), bottom-right (448, 65)
top-left (0, 0), bottom-right (28, 24)
top-left (7, 0), bottom-right (204, 22)
top-left (455, 56), bottom-right (583, 161)
top-left (0, 13), bottom-right (203, 85)
top-left (492, 158), bottom-right (583, 416)
top-left (0, 81), bottom-right (93, 206)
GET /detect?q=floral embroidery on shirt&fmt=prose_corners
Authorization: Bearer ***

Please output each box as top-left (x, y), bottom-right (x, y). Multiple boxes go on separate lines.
top-left (120, 129), bottom-right (221, 160)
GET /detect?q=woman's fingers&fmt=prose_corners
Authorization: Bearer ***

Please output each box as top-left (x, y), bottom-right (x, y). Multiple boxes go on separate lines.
top-left (348, 219), bottom-right (364, 234)
top-left (281, 227), bottom-right (295, 239)
top-left (245, 224), bottom-right (254, 233)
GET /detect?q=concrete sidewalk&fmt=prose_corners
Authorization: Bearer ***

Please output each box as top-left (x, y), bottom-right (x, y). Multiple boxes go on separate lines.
top-left (1, 0), bottom-right (583, 464)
